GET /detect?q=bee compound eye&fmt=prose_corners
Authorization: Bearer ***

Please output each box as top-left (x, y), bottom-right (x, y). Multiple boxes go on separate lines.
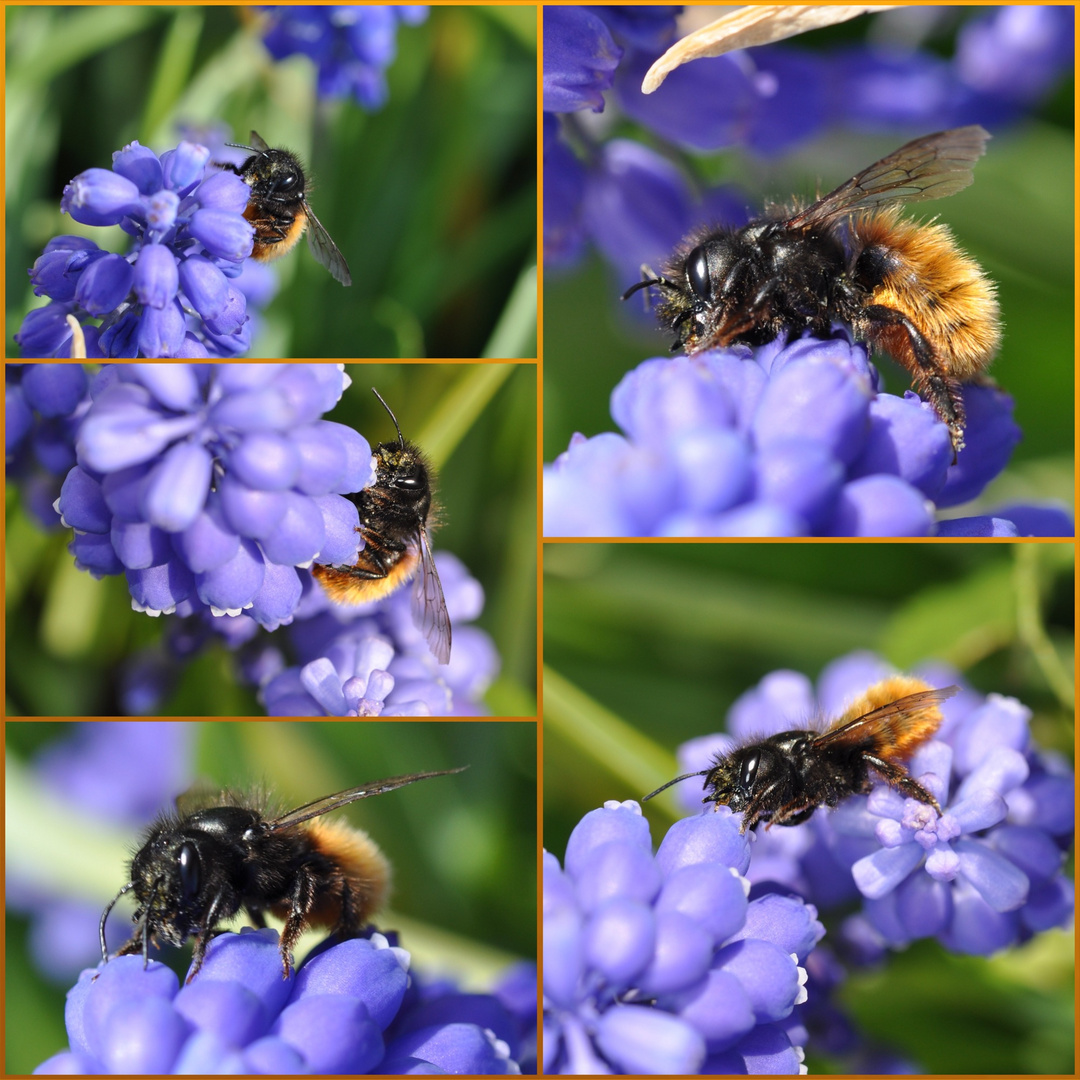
top-left (739, 749), bottom-right (760, 793)
top-left (687, 247), bottom-right (711, 300)
top-left (269, 171), bottom-right (300, 197)
top-left (178, 842), bottom-right (201, 899)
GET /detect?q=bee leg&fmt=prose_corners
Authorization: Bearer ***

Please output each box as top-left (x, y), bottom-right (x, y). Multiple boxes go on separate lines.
top-left (738, 779), bottom-right (787, 832)
top-left (765, 800), bottom-right (817, 828)
top-left (863, 754), bottom-right (941, 811)
top-left (334, 878), bottom-right (362, 938)
top-left (246, 215), bottom-right (290, 246)
top-left (344, 531), bottom-right (407, 581)
top-left (278, 864), bottom-right (321, 978)
top-left (861, 303), bottom-right (965, 457)
top-left (186, 887), bottom-right (230, 983)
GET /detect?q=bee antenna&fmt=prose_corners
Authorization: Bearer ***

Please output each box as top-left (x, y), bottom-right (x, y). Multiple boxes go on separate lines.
top-left (99, 881), bottom-right (135, 963)
top-left (371, 387), bottom-right (405, 448)
top-left (621, 277), bottom-right (667, 302)
top-left (642, 770), bottom-right (710, 801)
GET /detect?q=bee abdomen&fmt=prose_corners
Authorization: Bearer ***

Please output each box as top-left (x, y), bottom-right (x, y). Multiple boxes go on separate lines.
top-left (852, 209), bottom-right (1001, 379)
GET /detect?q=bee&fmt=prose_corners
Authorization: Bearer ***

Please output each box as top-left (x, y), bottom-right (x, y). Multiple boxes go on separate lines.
top-left (644, 676), bottom-right (958, 833)
top-left (624, 127), bottom-right (1001, 454)
top-left (224, 130), bottom-right (351, 286)
top-left (313, 388), bottom-right (452, 665)
top-left (99, 767), bottom-right (465, 982)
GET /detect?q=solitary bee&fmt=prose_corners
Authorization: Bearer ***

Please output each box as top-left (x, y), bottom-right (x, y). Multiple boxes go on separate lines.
top-left (313, 388), bottom-right (452, 665)
top-left (224, 130), bottom-right (351, 286)
top-left (645, 676), bottom-right (957, 832)
top-left (625, 127), bottom-right (1001, 454)
top-left (99, 768), bottom-right (465, 981)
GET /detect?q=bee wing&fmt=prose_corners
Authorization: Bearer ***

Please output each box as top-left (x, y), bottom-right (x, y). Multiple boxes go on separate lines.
top-left (812, 686), bottom-right (959, 749)
top-left (248, 130), bottom-right (270, 152)
top-left (268, 768), bottom-right (467, 830)
top-left (303, 199), bottom-right (352, 286)
top-left (412, 524), bottom-right (452, 665)
top-left (175, 781), bottom-right (232, 814)
top-left (787, 126), bottom-right (990, 229)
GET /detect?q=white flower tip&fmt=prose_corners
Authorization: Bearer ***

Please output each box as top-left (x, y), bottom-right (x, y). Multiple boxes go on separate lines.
top-left (483, 1028), bottom-right (513, 1061)
top-left (132, 599), bottom-right (173, 616)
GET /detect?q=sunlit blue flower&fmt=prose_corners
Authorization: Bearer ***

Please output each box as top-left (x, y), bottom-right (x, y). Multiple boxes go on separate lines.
top-left (16, 141), bottom-right (256, 358)
top-left (543, 339), bottom-right (1061, 537)
top-left (36, 930), bottom-right (526, 1074)
top-left (260, 6), bottom-right (429, 109)
top-left (544, 800), bottom-right (818, 1074)
top-left (663, 652), bottom-right (1075, 957)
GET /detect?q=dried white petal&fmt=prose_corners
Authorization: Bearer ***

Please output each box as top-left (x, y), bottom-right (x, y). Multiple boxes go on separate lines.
top-left (66, 314), bottom-right (86, 359)
top-left (642, 5), bottom-right (899, 93)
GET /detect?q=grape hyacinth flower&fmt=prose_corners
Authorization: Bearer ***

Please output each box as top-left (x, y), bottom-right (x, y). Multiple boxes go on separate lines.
top-left (56, 364), bottom-right (367, 630)
top-left (114, 554), bottom-right (498, 717)
top-left (36, 929), bottom-right (527, 1074)
top-left (5, 363), bottom-right (92, 529)
top-left (260, 6), bottom-right (429, 110)
top-left (44, 363), bottom-right (495, 715)
top-left (544, 800), bottom-right (821, 1074)
top-left (662, 652), bottom-right (1074, 958)
top-left (261, 550), bottom-right (498, 716)
top-left (16, 140), bottom-right (256, 358)
top-left (544, 338), bottom-right (1072, 537)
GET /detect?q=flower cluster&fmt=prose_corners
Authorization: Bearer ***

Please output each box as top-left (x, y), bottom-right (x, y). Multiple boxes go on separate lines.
top-left (666, 652), bottom-right (1075, 957)
top-left (549, 656), bottom-right (1073, 1071)
top-left (545, 5), bottom-right (1074, 280)
top-left (544, 800), bottom-right (822, 1074)
top-left (544, 339), bottom-right (1070, 536)
top-left (16, 140), bottom-right (257, 358)
top-left (260, 551), bottom-right (497, 716)
top-left (57, 364), bottom-right (367, 627)
top-left (36, 930), bottom-right (528, 1074)
top-left (259, 6), bottom-right (429, 109)
top-left (25, 363), bottom-right (497, 715)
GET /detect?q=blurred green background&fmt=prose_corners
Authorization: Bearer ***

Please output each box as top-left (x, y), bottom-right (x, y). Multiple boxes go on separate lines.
top-left (544, 541), bottom-right (1074, 1074)
top-left (6, 5), bottom-right (537, 358)
top-left (544, 19), bottom-right (1073, 511)
top-left (5, 362), bottom-right (537, 716)
top-left (5, 719), bottom-right (537, 1074)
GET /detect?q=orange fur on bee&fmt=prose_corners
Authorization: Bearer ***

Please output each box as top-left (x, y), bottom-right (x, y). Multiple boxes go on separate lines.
top-left (311, 547), bottom-right (419, 605)
top-left (853, 208), bottom-right (1001, 381)
top-left (831, 675), bottom-right (945, 759)
top-left (269, 818), bottom-right (390, 931)
top-left (246, 205), bottom-right (308, 261)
